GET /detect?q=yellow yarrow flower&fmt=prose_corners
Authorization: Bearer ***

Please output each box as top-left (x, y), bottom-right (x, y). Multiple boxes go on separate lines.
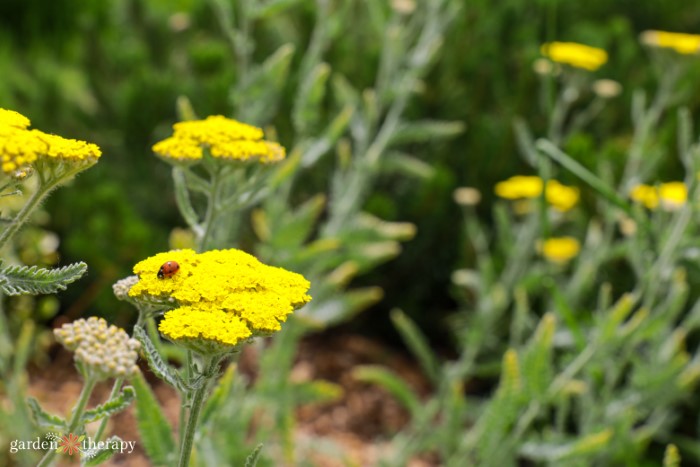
top-left (641, 30), bottom-right (700, 55)
top-left (540, 236), bottom-right (580, 264)
top-left (630, 182), bottom-right (687, 211)
top-left (0, 108), bottom-right (31, 129)
top-left (495, 176), bottom-right (579, 212)
top-left (540, 42), bottom-right (608, 71)
top-left (0, 108), bottom-right (101, 175)
top-left (152, 115), bottom-right (285, 164)
top-left (129, 248), bottom-right (311, 353)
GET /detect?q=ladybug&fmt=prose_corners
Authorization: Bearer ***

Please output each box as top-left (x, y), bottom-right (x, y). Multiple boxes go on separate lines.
top-left (157, 261), bottom-right (180, 279)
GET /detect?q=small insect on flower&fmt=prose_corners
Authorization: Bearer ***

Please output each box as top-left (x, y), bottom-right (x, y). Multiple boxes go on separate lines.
top-left (158, 261), bottom-right (180, 279)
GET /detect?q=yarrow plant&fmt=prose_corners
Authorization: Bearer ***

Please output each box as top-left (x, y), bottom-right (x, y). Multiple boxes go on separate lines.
top-left (152, 114), bottom-right (286, 251)
top-left (34, 318), bottom-right (139, 467)
top-left (117, 247), bottom-right (311, 467)
top-left (112, 112), bottom-right (311, 466)
top-left (0, 108), bottom-right (143, 466)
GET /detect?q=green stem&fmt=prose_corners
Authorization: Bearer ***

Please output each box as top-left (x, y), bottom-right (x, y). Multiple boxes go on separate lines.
top-left (198, 168), bottom-right (224, 252)
top-left (0, 163), bottom-right (88, 251)
top-left (94, 378), bottom-right (123, 442)
top-left (0, 181), bottom-right (52, 251)
top-left (179, 350), bottom-right (193, 444)
top-left (178, 356), bottom-right (218, 467)
top-left (37, 376), bottom-right (97, 467)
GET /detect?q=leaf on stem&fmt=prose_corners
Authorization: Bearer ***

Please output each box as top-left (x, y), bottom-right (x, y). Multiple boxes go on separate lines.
top-left (81, 386), bottom-right (135, 424)
top-left (0, 261), bottom-right (87, 296)
top-left (26, 397), bottom-right (67, 431)
top-left (133, 326), bottom-right (187, 393)
top-left (132, 372), bottom-right (176, 466)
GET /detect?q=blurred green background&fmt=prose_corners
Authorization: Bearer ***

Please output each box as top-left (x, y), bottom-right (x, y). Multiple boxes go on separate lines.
top-left (2, 0), bottom-right (700, 343)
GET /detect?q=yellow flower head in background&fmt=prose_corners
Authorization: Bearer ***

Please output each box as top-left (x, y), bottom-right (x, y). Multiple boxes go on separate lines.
top-left (129, 249), bottom-right (311, 354)
top-left (153, 115), bottom-right (285, 164)
top-left (640, 30), bottom-right (700, 55)
top-left (540, 42), bottom-right (608, 71)
top-left (539, 236), bottom-right (581, 264)
top-left (495, 175), bottom-right (579, 212)
top-left (0, 108), bottom-right (101, 175)
top-left (630, 182), bottom-right (687, 211)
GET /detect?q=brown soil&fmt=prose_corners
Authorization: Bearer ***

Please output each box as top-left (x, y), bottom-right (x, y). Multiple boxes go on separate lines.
top-left (23, 333), bottom-right (435, 467)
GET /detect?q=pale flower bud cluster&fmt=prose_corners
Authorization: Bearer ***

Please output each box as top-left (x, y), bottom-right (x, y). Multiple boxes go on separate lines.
top-left (54, 317), bottom-right (140, 380)
top-left (112, 275), bottom-right (139, 301)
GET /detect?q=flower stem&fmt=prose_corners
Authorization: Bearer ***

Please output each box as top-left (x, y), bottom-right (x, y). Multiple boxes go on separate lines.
top-left (198, 168), bottom-right (223, 252)
top-left (0, 163), bottom-right (88, 251)
top-left (93, 377), bottom-right (123, 442)
top-left (37, 376), bottom-right (97, 467)
top-left (177, 356), bottom-right (218, 467)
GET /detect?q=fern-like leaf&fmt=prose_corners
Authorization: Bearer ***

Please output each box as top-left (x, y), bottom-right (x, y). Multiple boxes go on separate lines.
top-left (83, 435), bottom-right (123, 466)
top-left (132, 372), bottom-right (176, 466)
top-left (0, 261), bottom-right (87, 296)
top-left (81, 387), bottom-right (135, 424)
top-left (133, 326), bottom-right (187, 392)
top-left (27, 397), bottom-right (67, 431)
top-left (245, 444), bottom-right (264, 467)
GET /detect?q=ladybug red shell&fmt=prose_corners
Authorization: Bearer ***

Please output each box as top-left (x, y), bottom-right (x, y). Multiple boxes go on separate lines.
top-left (157, 261), bottom-right (180, 279)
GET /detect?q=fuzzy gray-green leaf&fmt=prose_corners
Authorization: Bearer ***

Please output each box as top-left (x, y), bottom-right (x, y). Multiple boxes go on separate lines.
top-left (133, 372), bottom-right (176, 466)
top-left (134, 326), bottom-right (187, 392)
top-left (26, 397), bottom-right (66, 431)
top-left (83, 436), bottom-right (123, 466)
top-left (81, 386), bottom-right (135, 424)
top-left (244, 443), bottom-right (264, 467)
top-left (0, 261), bottom-right (86, 296)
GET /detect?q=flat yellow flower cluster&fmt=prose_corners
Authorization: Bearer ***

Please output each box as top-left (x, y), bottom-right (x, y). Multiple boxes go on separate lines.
top-left (539, 236), bottom-right (581, 264)
top-left (641, 30), bottom-right (700, 55)
top-left (152, 115), bottom-right (285, 164)
top-left (495, 175), bottom-right (579, 212)
top-left (129, 249), bottom-right (311, 352)
top-left (0, 108), bottom-right (101, 175)
top-left (630, 182), bottom-right (687, 211)
top-left (54, 317), bottom-right (141, 380)
top-left (540, 42), bottom-right (608, 71)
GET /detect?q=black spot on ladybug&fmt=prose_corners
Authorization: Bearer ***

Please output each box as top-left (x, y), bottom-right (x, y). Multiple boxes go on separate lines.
top-left (158, 261), bottom-right (180, 279)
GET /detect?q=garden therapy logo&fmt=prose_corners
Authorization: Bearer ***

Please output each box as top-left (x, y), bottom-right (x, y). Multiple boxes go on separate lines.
top-left (9, 433), bottom-right (136, 458)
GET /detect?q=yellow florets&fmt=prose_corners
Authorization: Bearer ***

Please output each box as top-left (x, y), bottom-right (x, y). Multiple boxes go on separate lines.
top-left (152, 115), bottom-right (285, 164)
top-left (495, 175), bottom-right (579, 212)
top-left (539, 236), bottom-right (581, 264)
top-left (0, 108), bottom-right (31, 129)
top-left (129, 248), bottom-right (311, 352)
top-left (630, 182), bottom-right (687, 211)
top-left (0, 108), bottom-right (102, 175)
top-left (540, 42), bottom-right (608, 71)
top-left (641, 30), bottom-right (700, 55)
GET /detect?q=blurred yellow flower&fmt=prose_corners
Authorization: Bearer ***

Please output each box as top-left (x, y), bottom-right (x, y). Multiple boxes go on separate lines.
top-left (641, 30), bottom-right (700, 54)
top-left (0, 108), bottom-right (101, 175)
top-left (495, 176), bottom-right (579, 212)
top-left (540, 42), bottom-right (608, 71)
top-left (129, 249), bottom-right (311, 353)
top-left (630, 182), bottom-right (687, 211)
top-left (153, 115), bottom-right (285, 164)
top-left (540, 237), bottom-right (580, 263)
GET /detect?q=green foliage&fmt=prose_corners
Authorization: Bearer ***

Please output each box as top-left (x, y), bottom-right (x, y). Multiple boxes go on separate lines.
top-left (132, 372), bottom-right (177, 466)
top-left (83, 436), bottom-right (125, 466)
top-left (26, 398), bottom-right (66, 432)
top-left (80, 386), bottom-right (135, 424)
top-left (0, 261), bottom-right (86, 296)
